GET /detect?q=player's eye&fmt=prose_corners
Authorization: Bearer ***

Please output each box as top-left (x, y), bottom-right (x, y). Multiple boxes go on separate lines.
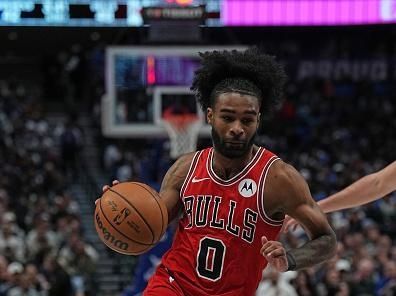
top-left (221, 116), bottom-right (233, 122)
top-left (241, 118), bottom-right (254, 125)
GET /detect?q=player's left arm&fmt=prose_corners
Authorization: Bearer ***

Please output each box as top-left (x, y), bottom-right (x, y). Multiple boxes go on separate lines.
top-left (262, 161), bottom-right (336, 271)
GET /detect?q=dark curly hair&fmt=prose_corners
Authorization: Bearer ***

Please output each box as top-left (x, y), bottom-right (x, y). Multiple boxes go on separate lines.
top-left (191, 47), bottom-right (287, 118)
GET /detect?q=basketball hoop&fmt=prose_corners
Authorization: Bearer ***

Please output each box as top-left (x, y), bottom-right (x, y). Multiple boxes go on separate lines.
top-left (162, 113), bottom-right (202, 159)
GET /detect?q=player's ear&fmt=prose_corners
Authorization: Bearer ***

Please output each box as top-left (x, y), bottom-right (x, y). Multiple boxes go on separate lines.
top-left (256, 113), bottom-right (261, 130)
top-left (207, 107), bottom-right (213, 124)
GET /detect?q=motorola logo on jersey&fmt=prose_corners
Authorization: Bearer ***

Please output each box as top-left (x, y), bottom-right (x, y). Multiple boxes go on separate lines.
top-left (238, 179), bottom-right (257, 198)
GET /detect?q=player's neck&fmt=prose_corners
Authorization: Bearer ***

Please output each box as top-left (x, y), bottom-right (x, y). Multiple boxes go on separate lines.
top-left (212, 146), bottom-right (257, 179)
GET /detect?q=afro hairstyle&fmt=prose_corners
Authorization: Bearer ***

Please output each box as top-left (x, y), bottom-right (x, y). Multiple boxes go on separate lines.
top-left (191, 47), bottom-right (287, 117)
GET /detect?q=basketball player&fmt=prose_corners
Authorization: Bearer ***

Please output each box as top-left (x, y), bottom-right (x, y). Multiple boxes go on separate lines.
top-left (284, 161), bottom-right (396, 232)
top-left (101, 48), bottom-right (337, 295)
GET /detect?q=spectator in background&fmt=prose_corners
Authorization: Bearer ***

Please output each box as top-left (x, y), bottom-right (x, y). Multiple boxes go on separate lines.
top-left (24, 264), bottom-right (48, 296)
top-left (292, 270), bottom-right (319, 296)
top-left (5, 262), bottom-right (24, 296)
top-left (336, 282), bottom-right (350, 296)
top-left (375, 235), bottom-right (393, 268)
top-left (0, 214), bottom-right (25, 263)
top-left (0, 256), bottom-right (11, 296)
top-left (317, 268), bottom-right (344, 296)
top-left (350, 257), bottom-right (376, 295)
top-left (26, 214), bottom-right (59, 265)
top-left (41, 255), bottom-right (72, 296)
top-left (7, 270), bottom-right (41, 296)
top-left (115, 157), bottom-right (133, 182)
top-left (58, 233), bottom-right (98, 296)
top-left (103, 144), bottom-right (121, 172)
top-left (377, 261), bottom-right (396, 296)
top-left (60, 118), bottom-right (83, 181)
top-left (256, 266), bottom-right (297, 296)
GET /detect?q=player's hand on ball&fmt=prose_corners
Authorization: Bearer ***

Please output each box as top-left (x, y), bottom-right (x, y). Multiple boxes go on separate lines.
top-left (95, 180), bottom-right (120, 205)
top-left (102, 179), bottom-right (120, 192)
top-left (94, 181), bottom-right (168, 255)
top-left (260, 236), bottom-right (288, 272)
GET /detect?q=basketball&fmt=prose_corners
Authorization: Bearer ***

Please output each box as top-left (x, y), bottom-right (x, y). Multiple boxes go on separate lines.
top-left (94, 182), bottom-right (168, 255)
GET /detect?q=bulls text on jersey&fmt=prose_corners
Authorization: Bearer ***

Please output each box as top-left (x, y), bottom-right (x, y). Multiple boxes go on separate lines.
top-left (183, 195), bottom-right (258, 244)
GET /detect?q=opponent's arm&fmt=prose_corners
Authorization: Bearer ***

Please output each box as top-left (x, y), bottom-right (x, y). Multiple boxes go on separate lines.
top-left (265, 161), bottom-right (336, 270)
top-left (318, 161), bottom-right (396, 213)
top-left (159, 153), bottom-right (195, 223)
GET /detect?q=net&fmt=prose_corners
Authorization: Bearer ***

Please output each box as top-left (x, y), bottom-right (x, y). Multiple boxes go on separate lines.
top-left (162, 114), bottom-right (202, 159)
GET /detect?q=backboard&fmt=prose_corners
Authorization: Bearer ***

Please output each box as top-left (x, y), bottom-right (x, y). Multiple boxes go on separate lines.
top-left (102, 46), bottom-right (247, 138)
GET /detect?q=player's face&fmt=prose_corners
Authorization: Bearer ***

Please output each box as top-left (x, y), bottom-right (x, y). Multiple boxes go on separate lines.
top-left (207, 92), bottom-right (260, 158)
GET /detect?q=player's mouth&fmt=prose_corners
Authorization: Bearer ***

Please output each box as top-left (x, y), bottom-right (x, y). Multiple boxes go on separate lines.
top-left (225, 141), bottom-right (246, 148)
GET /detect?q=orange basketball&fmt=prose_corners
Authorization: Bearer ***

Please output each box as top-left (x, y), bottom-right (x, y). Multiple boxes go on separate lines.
top-left (94, 182), bottom-right (168, 255)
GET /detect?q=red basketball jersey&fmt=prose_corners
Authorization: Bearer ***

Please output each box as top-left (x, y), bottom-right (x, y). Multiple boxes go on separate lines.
top-left (161, 147), bottom-right (283, 296)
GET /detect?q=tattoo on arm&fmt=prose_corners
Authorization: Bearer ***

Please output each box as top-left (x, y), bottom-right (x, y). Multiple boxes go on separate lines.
top-left (160, 156), bottom-right (191, 222)
top-left (161, 158), bottom-right (186, 191)
top-left (287, 233), bottom-right (336, 270)
top-left (276, 163), bottom-right (337, 270)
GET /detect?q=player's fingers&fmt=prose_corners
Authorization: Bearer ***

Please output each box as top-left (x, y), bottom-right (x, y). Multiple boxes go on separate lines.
top-left (267, 248), bottom-right (286, 259)
top-left (261, 244), bottom-right (280, 256)
top-left (260, 240), bottom-right (281, 255)
top-left (95, 199), bottom-right (100, 205)
top-left (102, 180), bottom-right (120, 193)
top-left (261, 237), bottom-right (282, 249)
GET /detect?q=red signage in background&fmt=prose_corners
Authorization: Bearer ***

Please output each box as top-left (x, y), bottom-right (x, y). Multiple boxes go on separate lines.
top-left (165, 0), bottom-right (194, 6)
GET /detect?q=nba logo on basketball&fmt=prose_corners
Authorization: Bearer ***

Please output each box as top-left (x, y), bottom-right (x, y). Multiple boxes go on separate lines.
top-left (113, 208), bottom-right (131, 225)
top-left (238, 179), bottom-right (257, 198)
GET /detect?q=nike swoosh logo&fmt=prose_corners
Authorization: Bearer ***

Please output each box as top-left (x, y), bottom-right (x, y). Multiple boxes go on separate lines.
top-left (191, 176), bottom-right (211, 183)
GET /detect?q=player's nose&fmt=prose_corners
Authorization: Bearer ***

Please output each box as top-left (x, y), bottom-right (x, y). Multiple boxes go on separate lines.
top-left (229, 121), bottom-right (245, 137)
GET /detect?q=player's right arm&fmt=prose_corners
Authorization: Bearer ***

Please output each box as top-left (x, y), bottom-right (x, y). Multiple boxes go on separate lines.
top-left (158, 153), bottom-right (195, 223)
top-left (100, 152), bottom-right (195, 224)
top-left (318, 161), bottom-right (396, 213)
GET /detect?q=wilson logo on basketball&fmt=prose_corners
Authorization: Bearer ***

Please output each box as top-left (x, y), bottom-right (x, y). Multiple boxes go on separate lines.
top-left (113, 208), bottom-right (131, 225)
top-left (96, 213), bottom-right (128, 251)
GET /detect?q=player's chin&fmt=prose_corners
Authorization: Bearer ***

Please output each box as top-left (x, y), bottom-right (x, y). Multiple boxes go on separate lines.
top-left (222, 148), bottom-right (247, 158)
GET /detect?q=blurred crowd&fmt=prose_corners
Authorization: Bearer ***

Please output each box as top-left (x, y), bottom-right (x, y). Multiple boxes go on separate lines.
top-left (1, 30), bottom-right (396, 296)
top-left (0, 81), bottom-right (98, 296)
